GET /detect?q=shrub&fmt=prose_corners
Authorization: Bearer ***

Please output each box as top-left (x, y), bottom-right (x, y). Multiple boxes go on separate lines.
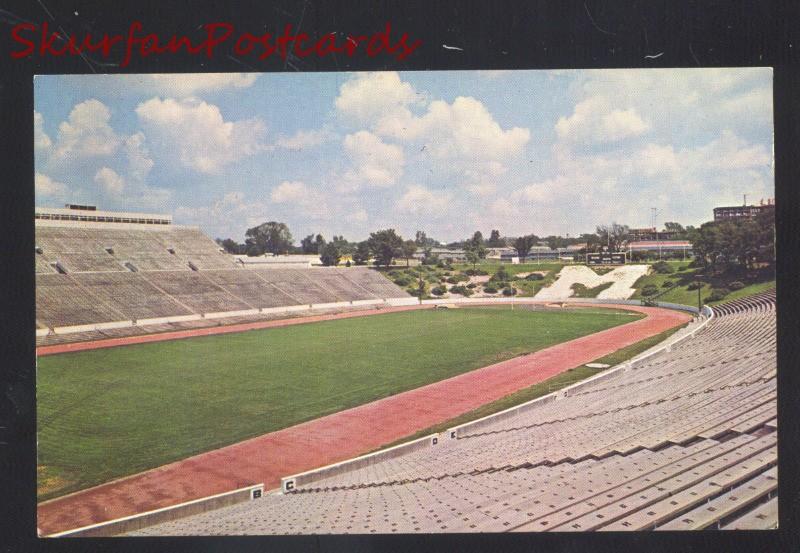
top-left (688, 259), bottom-right (703, 268)
top-left (706, 288), bottom-right (731, 302)
top-left (686, 281), bottom-right (704, 291)
top-left (436, 261), bottom-right (447, 269)
top-left (446, 276), bottom-right (458, 284)
top-left (525, 273), bottom-right (544, 281)
top-left (641, 284), bottom-right (659, 297)
top-left (502, 287), bottom-right (517, 296)
top-left (431, 286), bottom-right (447, 296)
top-left (493, 266), bottom-right (511, 281)
top-left (483, 285), bottom-right (498, 294)
top-left (466, 282), bottom-right (477, 289)
top-left (393, 277), bottom-right (411, 287)
top-left (450, 285), bottom-right (473, 297)
top-left (652, 261), bottom-right (674, 274)
top-left (729, 281), bottom-right (745, 291)
top-left (662, 280), bottom-right (675, 288)
top-left (465, 269), bottom-right (488, 276)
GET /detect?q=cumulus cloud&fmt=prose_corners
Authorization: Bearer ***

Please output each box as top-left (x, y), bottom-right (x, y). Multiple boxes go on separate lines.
top-left (51, 99), bottom-right (121, 160)
top-left (61, 73), bottom-right (260, 98)
top-left (270, 180), bottom-right (329, 218)
top-left (141, 73), bottom-right (259, 96)
top-left (124, 132), bottom-right (154, 182)
top-left (555, 96), bottom-right (649, 144)
top-left (395, 185), bottom-right (453, 215)
top-left (509, 129), bottom-right (774, 235)
top-left (135, 97), bottom-right (266, 173)
top-left (335, 73), bottom-right (530, 174)
top-left (94, 167), bottom-right (125, 197)
top-left (403, 96), bottom-right (530, 160)
top-left (274, 128), bottom-right (335, 150)
top-left (566, 68), bottom-right (773, 138)
top-left (34, 111), bottom-right (52, 151)
top-left (35, 172), bottom-right (68, 199)
top-left (175, 191), bottom-right (268, 236)
top-left (339, 131), bottom-right (405, 191)
top-left (335, 72), bottom-right (422, 128)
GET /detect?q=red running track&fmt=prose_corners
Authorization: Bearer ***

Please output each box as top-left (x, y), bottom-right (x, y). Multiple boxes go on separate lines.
top-left (37, 303), bottom-right (690, 535)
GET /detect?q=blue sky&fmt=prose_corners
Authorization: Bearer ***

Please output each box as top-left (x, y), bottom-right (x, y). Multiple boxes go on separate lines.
top-left (34, 69), bottom-right (773, 243)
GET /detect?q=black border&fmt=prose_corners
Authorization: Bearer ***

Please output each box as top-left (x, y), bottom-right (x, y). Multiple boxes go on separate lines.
top-left (2, 1), bottom-right (800, 552)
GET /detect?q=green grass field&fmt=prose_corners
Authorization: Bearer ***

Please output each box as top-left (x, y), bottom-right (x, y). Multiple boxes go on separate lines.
top-left (37, 306), bottom-right (641, 500)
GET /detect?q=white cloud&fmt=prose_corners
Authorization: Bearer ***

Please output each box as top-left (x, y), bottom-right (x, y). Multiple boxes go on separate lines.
top-left (274, 128), bottom-right (335, 150)
top-left (335, 72), bottom-right (422, 128)
top-left (691, 129), bottom-right (772, 171)
top-left (270, 180), bottom-right (308, 203)
top-left (34, 111), bottom-right (52, 151)
top-left (35, 172), bottom-right (68, 199)
top-left (52, 99), bottom-right (121, 160)
top-left (395, 185), bottom-right (452, 215)
top-left (135, 97), bottom-right (266, 173)
top-left (466, 182), bottom-right (497, 196)
top-left (351, 208), bottom-right (368, 222)
top-left (124, 132), bottom-right (154, 182)
top-left (336, 73), bottom-right (529, 166)
top-left (141, 73), bottom-right (258, 96)
top-left (420, 97), bottom-right (529, 158)
top-left (175, 191), bottom-right (268, 237)
top-left (270, 180), bottom-right (328, 218)
top-left (94, 167), bottom-right (125, 197)
top-left (555, 96), bottom-right (649, 144)
top-left (340, 131), bottom-right (405, 191)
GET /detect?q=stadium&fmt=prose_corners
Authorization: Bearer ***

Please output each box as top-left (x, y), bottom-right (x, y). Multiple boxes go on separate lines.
top-left (35, 205), bottom-right (777, 536)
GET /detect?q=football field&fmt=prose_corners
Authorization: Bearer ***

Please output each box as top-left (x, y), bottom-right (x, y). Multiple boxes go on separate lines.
top-left (37, 306), bottom-right (641, 500)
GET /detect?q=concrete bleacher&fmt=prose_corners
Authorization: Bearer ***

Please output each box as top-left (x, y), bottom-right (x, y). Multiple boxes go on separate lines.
top-left (36, 273), bottom-right (127, 328)
top-left (35, 221), bottom-right (411, 338)
top-left (71, 273), bottom-right (194, 321)
top-left (129, 292), bottom-right (777, 535)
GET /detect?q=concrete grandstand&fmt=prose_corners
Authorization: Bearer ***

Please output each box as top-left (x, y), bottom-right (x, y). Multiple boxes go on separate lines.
top-left (126, 291), bottom-right (777, 534)
top-left (35, 206), bottom-right (415, 346)
top-left (34, 206), bottom-right (777, 535)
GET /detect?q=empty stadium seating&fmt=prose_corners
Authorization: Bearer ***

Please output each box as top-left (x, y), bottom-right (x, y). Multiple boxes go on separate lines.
top-left (34, 222), bottom-right (410, 334)
top-left (129, 292), bottom-right (777, 535)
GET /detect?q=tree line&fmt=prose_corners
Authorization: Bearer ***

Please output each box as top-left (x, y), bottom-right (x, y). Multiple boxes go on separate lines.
top-left (215, 212), bottom-right (774, 270)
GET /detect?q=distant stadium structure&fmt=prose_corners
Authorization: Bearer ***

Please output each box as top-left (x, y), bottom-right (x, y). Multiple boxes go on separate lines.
top-left (35, 206), bottom-right (414, 344)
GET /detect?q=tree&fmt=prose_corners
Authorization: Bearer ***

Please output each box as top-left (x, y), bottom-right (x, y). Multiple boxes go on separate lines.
top-left (690, 209), bottom-right (775, 273)
top-left (465, 249), bottom-right (480, 270)
top-left (367, 229), bottom-right (404, 267)
top-left (513, 235), bottom-right (537, 262)
top-left (301, 233), bottom-right (326, 254)
top-left (595, 223), bottom-right (629, 252)
top-left (353, 241), bottom-right (371, 265)
top-left (664, 221), bottom-right (685, 233)
top-left (465, 230), bottom-right (487, 268)
top-left (331, 235), bottom-right (354, 255)
top-left (301, 234), bottom-right (315, 253)
top-left (487, 229), bottom-right (504, 247)
top-left (421, 246), bottom-right (439, 266)
top-left (400, 240), bottom-right (418, 267)
top-left (319, 242), bottom-right (341, 266)
top-left (217, 238), bottom-right (244, 254)
top-left (245, 222), bottom-right (293, 255)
